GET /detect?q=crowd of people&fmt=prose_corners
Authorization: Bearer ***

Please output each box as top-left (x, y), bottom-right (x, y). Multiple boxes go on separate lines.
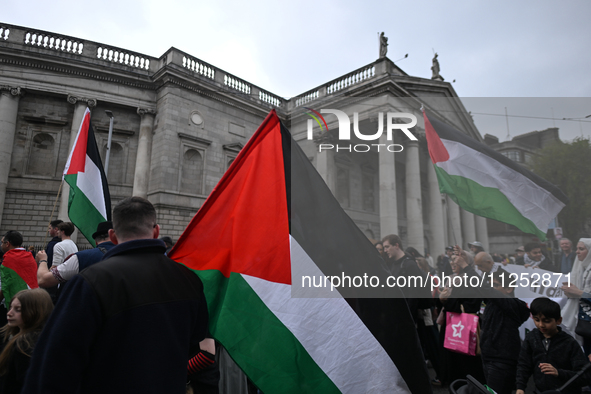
top-left (0, 197), bottom-right (591, 393)
top-left (374, 235), bottom-right (591, 393)
top-left (0, 197), bottom-right (218, 394)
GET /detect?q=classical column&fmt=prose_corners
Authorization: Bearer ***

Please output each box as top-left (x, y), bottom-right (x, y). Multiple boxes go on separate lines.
top-left (314, 133), bottom-right (336, 194)
top-left (427, 162), bottom-right (445, 257)
top-left (58, 95), bottom-right (97, 227)
top-left (460, 209), bottom-right (477, 248)
top-left (405, 140), bottom-right (424, 252)
top-left (446, 195), bottom-right (463, 248)
top-left (316, 149), bottom-right (335, 193)
top-left (0, 86), bottom-right (23, 228)
top-left (379, 133), bottom-right (398, 237)
top-left (475, 215), bottom-right (490, 252)
top-left (133, 108), bottom-right (156, 198)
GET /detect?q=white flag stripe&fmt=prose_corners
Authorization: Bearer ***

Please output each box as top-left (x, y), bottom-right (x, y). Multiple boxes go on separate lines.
top-left (76, 154), bottom-right (108, 219)
top-left (242, 236), bottom-right (411, 394)
top-left (438, 139), bottom-right (565, 231)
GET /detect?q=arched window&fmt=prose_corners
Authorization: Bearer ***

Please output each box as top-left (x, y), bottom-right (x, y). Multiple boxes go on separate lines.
top-left (27, 133), bottom-right (55, 176)
top-left (181, 148), bottom-right (204, 194)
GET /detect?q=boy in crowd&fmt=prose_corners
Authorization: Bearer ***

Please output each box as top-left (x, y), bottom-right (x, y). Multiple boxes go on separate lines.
top-left (516, 297), bottom-right (590, 394)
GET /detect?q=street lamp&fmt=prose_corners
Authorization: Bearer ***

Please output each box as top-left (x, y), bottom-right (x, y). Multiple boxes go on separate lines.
top-left (104, 110), bottom-right (114, 176)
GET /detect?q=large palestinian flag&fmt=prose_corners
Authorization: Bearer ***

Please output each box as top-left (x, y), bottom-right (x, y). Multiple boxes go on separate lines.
top-left (424, 110), bottom-right (568, 240)
top-left (63, 108), bottom-right (111, 246)
top-left (170, 110), bottom-right (431, 393)
top-left (0, 248), bottom-right (38, 307)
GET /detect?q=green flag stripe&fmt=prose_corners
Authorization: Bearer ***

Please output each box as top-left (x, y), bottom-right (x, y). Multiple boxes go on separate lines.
top-left (0, 265), bottom-right (29, 307)
top-left (434, 165), bottom-right (546, 239)
top-left (64, 174), bottom-right (107, 247)
top-left (185, 268), bottom-right (339, 394)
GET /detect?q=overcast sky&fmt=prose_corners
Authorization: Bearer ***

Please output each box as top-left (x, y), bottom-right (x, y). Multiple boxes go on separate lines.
top-left (4, 0), bottom-right (591, 141)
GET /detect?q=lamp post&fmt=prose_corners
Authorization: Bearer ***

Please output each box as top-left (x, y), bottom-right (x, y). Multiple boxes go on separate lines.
top-left (104, 110), bottom-right (114, 176)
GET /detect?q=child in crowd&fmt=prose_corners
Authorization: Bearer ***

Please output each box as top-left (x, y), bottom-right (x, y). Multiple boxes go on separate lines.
top-left (516, 297), bottom-right (591, 394)
top-left (0, 289), bottom-right (53, 394)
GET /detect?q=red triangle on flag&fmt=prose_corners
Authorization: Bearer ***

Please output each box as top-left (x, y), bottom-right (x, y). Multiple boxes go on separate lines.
top-left (65, 110), bottom-right (91, 175)
top-left (423, 111), bottom-right (450, 164)
top-left (170, 111), bottom-right (291, 285)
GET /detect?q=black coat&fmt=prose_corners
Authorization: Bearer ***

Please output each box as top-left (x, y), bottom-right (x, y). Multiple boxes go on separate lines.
top-left (386, 254), bottom-right (432, 316)
top-left (478, 288), bottom-right (530, 363)
top-left (516, 328), bottom-right (591, 394)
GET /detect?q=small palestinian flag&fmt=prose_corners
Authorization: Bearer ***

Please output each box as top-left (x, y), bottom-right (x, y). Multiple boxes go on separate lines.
top-left (0, 248), bottom-right (38, 307)
top-left (170, 110), bottom-right (431, 393)
top-left (63, 108), bottom-right (111, 246)
top-left (424, 110), bottom-right (568, 240)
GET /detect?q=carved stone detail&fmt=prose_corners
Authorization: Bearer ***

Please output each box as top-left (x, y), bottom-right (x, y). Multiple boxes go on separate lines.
top-left (67, 94), bottom-right (97, 107)
top-left (137, 108), bottom-right (156, 116)
top-left (0, 85), bottom-right (24, 97)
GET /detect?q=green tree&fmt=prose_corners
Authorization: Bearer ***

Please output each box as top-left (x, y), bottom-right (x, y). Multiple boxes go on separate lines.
top-left (532, 137), bottom-right (591, 241)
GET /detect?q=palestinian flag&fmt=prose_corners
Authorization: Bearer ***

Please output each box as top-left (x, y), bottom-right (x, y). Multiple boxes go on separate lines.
top-left (0, 248), bottom-right (38, 307)
top-left (424, 110), bottom-right (568, 240)
top-left (63, 108), bottom-right (111, 246)
top-left (170, 110), bottom-right (431, 393)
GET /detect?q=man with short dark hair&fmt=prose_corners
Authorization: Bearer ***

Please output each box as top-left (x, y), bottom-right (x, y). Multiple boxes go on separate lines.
top-left (36, 221), bottom-right (115, 288)
top-left (523, 243), bottom-right (544, 268)
top-left (51, 222), bottom-right (78, 266)
top-left (45, 219), bottom-right (63, 267)
top-left (24, 197), bottom-right (208, 394)
top-left (0, 231), bottom-right (39, 306)
top-left (523, 242), bottom-right (557, 272)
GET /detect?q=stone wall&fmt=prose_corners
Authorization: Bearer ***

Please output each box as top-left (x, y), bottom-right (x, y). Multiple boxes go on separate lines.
top-left (155, 205), bottom-right (198, 241)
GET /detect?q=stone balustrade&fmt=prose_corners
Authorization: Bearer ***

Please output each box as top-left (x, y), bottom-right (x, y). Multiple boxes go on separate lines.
top-left (182, 55), bottom-right (215, 80)
top-left (24, 29), bottom-right (84, 54)
top-left (259, 90), bottom-right (282, 107)
top-left (224, 74), bottom-right (251, 94)
top-left (96, 46), bottom-right (151, 70)
top-left (294, 90), bottom-right (319, 108)
top-left (326, 64), bottom-right (375, 94)
top-left (0, 23), bottom-right (381, 111)
top-left (0, 26), bottom-right (9, 41)
top-left (292, 62), bottom-right (378, 108)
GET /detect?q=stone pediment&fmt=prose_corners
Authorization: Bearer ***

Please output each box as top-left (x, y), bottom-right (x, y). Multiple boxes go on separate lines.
top-left (223, 143), bottom-right (244, 153)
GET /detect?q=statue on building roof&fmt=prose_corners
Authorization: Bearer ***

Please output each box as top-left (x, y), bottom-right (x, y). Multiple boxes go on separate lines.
top-left (379, 32), bottom-right (388, 58)
top-left (431, 53), bottom-right (444, 81)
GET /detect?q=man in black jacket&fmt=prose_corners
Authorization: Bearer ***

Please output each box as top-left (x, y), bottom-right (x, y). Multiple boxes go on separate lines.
top-left (382, 234), bottom-right (431, 318)
top-left (23, 197), bottom-right (209, 394)
top-left (44, 219), bottom-right (63, 267)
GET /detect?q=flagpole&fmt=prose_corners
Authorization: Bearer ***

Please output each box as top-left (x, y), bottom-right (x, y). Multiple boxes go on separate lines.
top-left (43, 180), bottom-right (64, 246)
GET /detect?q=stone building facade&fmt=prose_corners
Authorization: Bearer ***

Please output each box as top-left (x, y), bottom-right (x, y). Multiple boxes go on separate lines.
top-left (0, 23), bottom-right (489, 255)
